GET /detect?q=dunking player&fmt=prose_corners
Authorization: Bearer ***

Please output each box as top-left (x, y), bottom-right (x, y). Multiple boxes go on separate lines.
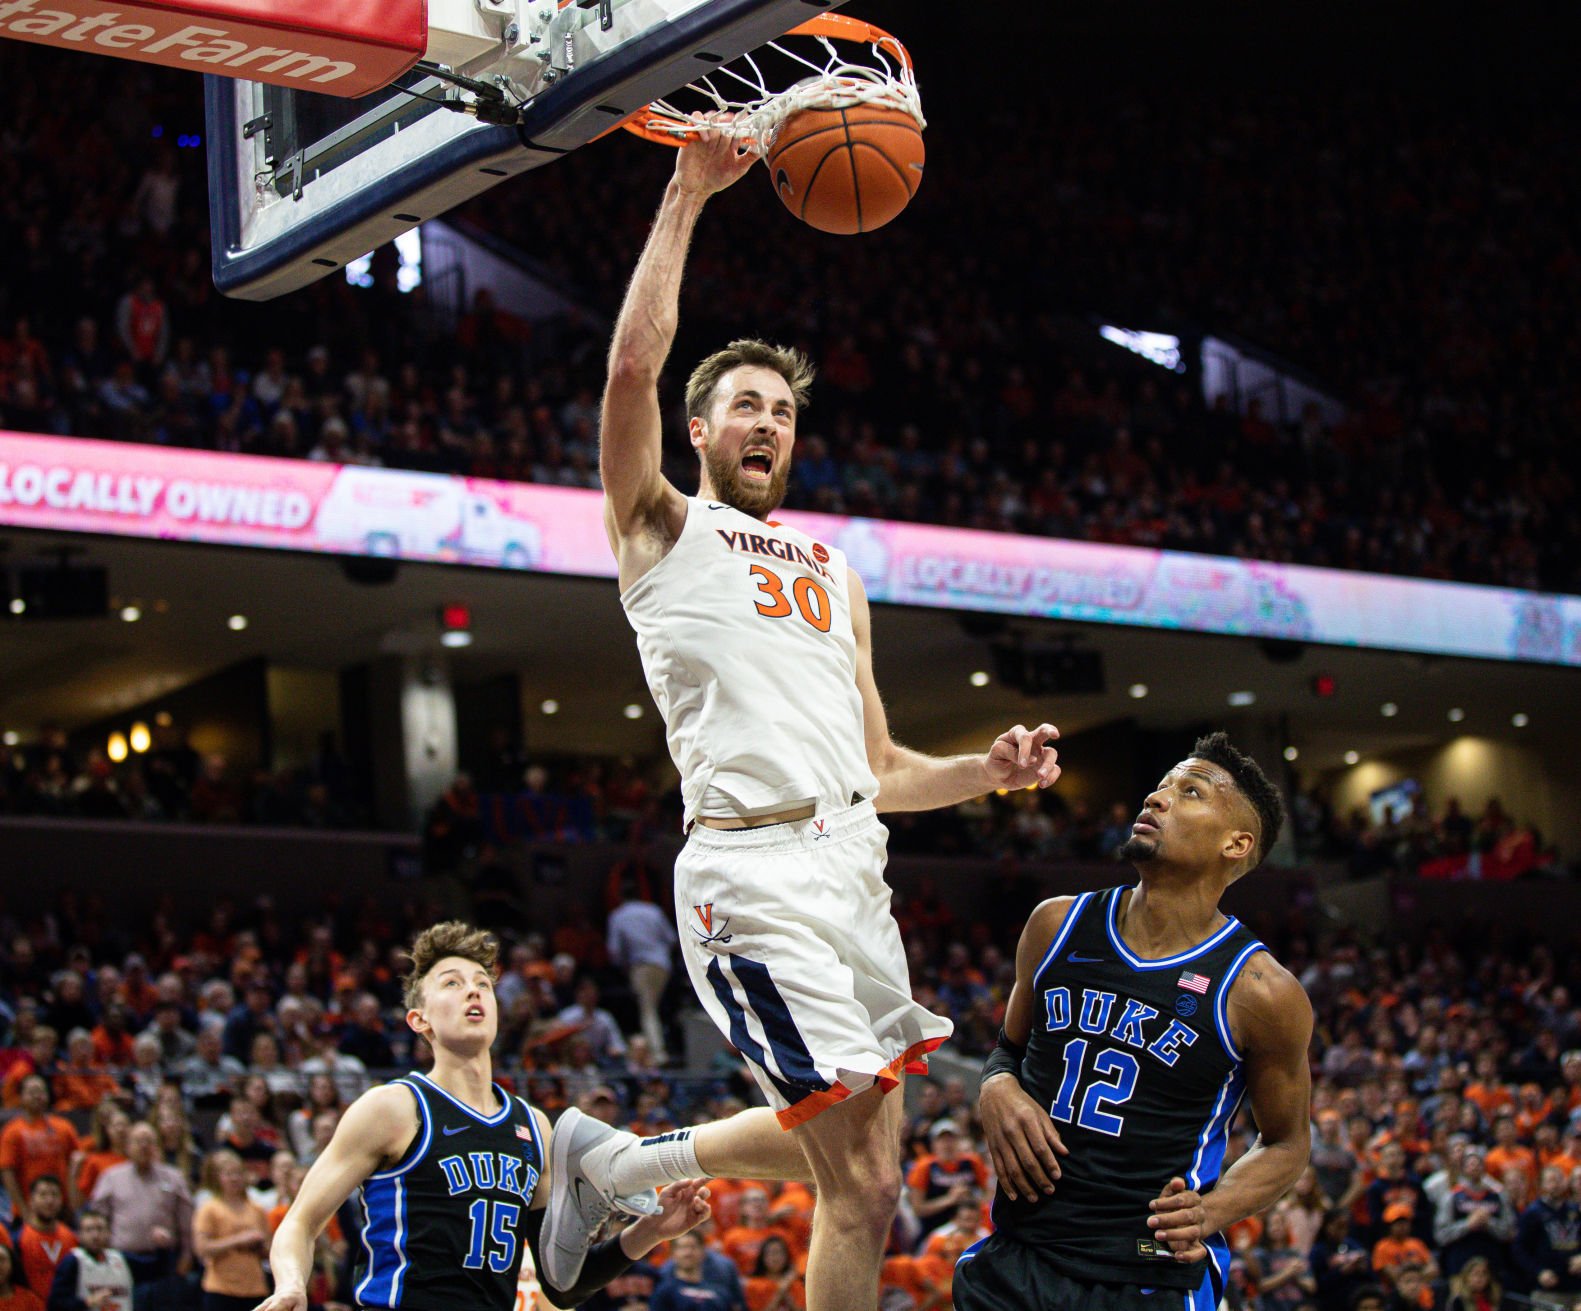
top-left (252, 922), bottom-right (707, 1311)
top-left (955, 732), bottom-right (1313, 1310)
top-left (540, 125), bottom-right (1061, 1311)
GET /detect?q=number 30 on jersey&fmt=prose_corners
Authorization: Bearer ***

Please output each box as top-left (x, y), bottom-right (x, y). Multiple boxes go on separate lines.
top-left (750, 565), bottom-right (832, 632)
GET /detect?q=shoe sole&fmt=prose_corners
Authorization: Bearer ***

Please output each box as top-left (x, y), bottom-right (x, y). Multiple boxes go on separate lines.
top-left (543, 1107), bottom-right (604, 1289)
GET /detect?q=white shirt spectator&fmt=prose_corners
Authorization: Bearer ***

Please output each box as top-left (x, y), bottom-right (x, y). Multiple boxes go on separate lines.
top-left (607, 899), bottom-right (676, 972)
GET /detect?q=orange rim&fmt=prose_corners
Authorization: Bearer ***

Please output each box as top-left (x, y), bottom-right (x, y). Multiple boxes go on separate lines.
top-left (612, 12), bottom-right (913, 147)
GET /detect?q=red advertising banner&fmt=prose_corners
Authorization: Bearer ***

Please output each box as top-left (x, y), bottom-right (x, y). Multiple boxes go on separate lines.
top-left (0, 0), bottom-right (424, 97)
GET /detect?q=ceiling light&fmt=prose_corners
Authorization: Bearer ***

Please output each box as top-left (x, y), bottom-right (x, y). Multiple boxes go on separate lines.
top-left (1227, 690), bottom-right (1256, 707)
top-left (2, 731), bottom-right (18, 747)
top-left (1511, 712), bottom-right (1529, 728)
top-left (227, 614), bottom-right (248, 631)
top-left (969, 670), bottom-right (990, 688)
top-left (107, 732), bottom-right (129, 764)
top-left (623, 704), bottom-right (644, 720)
top-left (1128, 683), bottom-right (1149, 699)
top-left (540, 699), bottom-right (559, 715)
top-left (1380, 702), bottom-right (1398, 718)
top-left (1283, 746), bottom-right (1298, 762)
top-left (8, 598), bottom-right (23, 615)
top-left (120, 605), bottom-right (142, 623)
top-left (129, 722), bottom-right (151, 754)
top-left (440, 629), bottom-right (473, 648)
top-left (1447, 707), bottom-right (1465, 723)
top-left (1343, 750), bottom-right (1359, 766)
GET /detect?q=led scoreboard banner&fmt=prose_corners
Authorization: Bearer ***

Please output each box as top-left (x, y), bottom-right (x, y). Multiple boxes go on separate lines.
top-left (1, 431), bottom-right (1577, 667)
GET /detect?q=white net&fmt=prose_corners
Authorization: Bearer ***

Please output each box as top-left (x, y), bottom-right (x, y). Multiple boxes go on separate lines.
top-left (627, 17), bottom-right (923, 151)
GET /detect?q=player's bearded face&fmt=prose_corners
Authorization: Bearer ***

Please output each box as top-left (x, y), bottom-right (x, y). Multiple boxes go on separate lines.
top-left (702, 422), bottom-right (793, 515)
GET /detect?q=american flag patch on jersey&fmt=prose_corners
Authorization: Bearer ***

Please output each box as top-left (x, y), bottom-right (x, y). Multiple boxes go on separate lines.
top-left (1177, 972), bottom-right (1211, 994)
top-left (516, 1124), bottom-right (534, 1140)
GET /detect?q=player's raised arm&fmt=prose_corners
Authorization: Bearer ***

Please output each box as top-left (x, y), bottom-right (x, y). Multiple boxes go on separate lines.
top-left (601, 124), bottom-right (757, 556)
top-left (255, 1084), bottom-right (416, 1311)
top-left (976, 897), bottom-right (1073, 1203)
top-left (1147, 957), bottom-right (1313, 1262)
top-left (849, 569), bottom-right (1061, 813)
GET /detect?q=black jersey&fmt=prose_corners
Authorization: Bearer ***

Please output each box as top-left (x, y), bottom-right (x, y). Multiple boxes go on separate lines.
top-left (992, 886), bottom-right (1266, 1296)
top-left (355, 1072), bottom-right (544, 1311)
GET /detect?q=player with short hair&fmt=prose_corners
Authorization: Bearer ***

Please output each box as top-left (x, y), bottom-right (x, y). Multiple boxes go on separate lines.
top-left (544, 124), bottom-right (1061, 1311)
top-left (252, 921), bottom-right (708, 1311)
top-left (957, 733), bottom-right (1313, 1311)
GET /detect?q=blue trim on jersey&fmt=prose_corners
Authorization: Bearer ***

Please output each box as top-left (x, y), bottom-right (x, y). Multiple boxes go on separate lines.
top-left (1031, 891), bottom-right (1097, 982)
top-left (705, 957), bottom-right (802, 1104)
top-left (411, 1070), bottom-right (513, 1125)
top-left (513, 1095), bottom-right (544, 1206)
top-left (955, 1235), bottom-right (989, 1269)
top-left (1186, 1067), bottom-right (1247, 1192)
top-left (1103, 887), bottom-right (1243, 970)
top-left (367, 1079), bottom-right (433, 1182)
top-left (729, 955), bottom-right (833, 1095)
top-left (1203, 1235), bottom-right (1230, 1305)
top-left (355, 1173), bottom-right (408, 1307)
top-left (1213, 941), bottom-right (1266, 1064)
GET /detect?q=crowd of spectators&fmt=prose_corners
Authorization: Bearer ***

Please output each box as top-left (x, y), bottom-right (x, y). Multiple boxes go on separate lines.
top-left (2, 32), bottom-right (1580, 595)
top-left (0, 725), bottom-right (363, 830)
top-left (0, 870), bottom-right (1578, 1310)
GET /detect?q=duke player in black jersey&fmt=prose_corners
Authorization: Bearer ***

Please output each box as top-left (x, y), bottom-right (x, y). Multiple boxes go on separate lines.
top-left (957, 733), bottom-right (1313, 1311)
top-left (253, 922), bottom-right (708, 1311)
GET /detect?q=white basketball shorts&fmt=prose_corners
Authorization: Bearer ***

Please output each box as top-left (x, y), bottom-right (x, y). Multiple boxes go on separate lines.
top-left (674, 799), bottom-right (954, 1128)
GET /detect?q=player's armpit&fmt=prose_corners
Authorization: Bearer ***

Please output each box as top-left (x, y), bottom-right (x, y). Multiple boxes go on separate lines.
top-left (285, 1084), bottom-right (417, 1238)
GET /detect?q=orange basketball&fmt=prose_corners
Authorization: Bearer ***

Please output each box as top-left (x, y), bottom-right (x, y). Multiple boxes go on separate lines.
top-left (765, 104), bottom-right (924, 235)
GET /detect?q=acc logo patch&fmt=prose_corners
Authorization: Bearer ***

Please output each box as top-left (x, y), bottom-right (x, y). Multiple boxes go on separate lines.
top-left (1175, 993), bottom-right (1199, 1018)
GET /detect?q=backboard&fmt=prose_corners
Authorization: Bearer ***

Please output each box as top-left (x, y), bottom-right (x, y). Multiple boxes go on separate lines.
top-left (206, 0), bottom-right (843, 300)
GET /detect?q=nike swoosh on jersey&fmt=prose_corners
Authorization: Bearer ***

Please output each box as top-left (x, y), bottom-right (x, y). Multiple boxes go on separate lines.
top-left (1067, 952), bottom-right (1105, 963)
top-left (442, 1124), bottom-right (469, 1135)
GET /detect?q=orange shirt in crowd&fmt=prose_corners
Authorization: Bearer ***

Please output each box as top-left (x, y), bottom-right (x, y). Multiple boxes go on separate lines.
top-left (770, 1183), bottom-right (816, 1253)
top-left (267, 1202), bottom-right (342, 1243)
top-left (15, 1222), bottom-right (76, 1297)
top-left (52, 1068), bottom-right (120, 1114)
top-left (721, 1224), bottom-right (798, 1276)
top-left (89, 1029), bottom-right (135, 1070)
top-left (905, 1153), bottom-right (990, 1199)
top-left (0, 1064), bottom-right (41, 1110)
top-left (922, 1224), bottom-right (989, 1266)
top-left (0, 1287), bottom-right (45, 1311)
top-left (1372, 1235), bottom-right (1434, 1274)
top-left (879, 1256), bottom-right (937, 1310)
top-left (913, 1252), bottom-right (957, 1304)
top-left (193, 1198), bottom-right (270, 1298)
top-left (704, 1178), bottom-right (748, 1229)
top-left (1514, 1097), bottom-right (1554, 1141)
top-left (0, 1114), bottom-right (82, 1198)
top-left (743, 1272), bottom-right (806, 1311)
top-left (1465, 1082), bottom-right (1515, 1121)
top-left (1486, 1144), bottom-right (1539, 1191)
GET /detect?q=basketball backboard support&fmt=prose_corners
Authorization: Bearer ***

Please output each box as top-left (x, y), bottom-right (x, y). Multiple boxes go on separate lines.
top-left (206, 0), bottom-right (842, 300)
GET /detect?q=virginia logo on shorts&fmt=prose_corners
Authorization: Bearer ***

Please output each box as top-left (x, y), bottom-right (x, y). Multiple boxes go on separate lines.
top-left (811, 819), bottom-right (831, 840)
top-left (691, 903), bottom-right (733, 945)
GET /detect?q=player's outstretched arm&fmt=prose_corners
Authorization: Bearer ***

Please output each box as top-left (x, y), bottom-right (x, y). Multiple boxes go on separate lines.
top-left (601, 123), bottom-right (756, 559)
top-left (1147, 957), bottom-right (1313, 1263)
top-left (254, 1084), bottom-right (416, 1311)
top-left (850, 570), bottom-right (1061, 813)
top-left (977, 898), bottom-right (1073, 1203)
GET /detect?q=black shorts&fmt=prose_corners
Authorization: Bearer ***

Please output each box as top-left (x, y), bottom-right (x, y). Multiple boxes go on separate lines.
top-left (953, 1232), bottom-right (1217, 1311)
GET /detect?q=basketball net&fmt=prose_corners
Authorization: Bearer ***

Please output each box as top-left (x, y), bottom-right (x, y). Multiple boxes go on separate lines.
top-left (620, 13), bottom-right (922, 152)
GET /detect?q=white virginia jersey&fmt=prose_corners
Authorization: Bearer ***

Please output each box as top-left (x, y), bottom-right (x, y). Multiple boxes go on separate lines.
top-left (620, 497), bottom-right (879, 826)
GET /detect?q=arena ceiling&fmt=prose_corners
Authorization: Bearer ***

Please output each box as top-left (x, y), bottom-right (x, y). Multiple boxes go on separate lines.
top-left (1, 529), bottom-right (1573, 777)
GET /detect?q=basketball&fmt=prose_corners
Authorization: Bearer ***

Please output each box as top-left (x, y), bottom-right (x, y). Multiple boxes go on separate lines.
top-left (765, 103), bottom-right (925, 235)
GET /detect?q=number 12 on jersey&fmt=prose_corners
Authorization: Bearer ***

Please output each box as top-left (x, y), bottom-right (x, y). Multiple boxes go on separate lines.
top-left (749, 565), bottom-right (832, 632)
top-left (1048, 1038), bottom-right (1140, 1137)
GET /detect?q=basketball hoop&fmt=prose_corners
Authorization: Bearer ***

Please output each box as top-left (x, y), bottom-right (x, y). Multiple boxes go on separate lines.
top-left (618, 12), bottom-right (922, 153)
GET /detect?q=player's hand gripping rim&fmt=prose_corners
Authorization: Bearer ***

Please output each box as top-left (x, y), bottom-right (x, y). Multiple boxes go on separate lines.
top-left (1148, 1176), bottom-right (1210, 1263)
top-left (985, 723), bottom-right (1061, 791)
top-left (675, 113), bottom-right (760, 195)
top-left (979, 1073), bottom-right (1068, 1202)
